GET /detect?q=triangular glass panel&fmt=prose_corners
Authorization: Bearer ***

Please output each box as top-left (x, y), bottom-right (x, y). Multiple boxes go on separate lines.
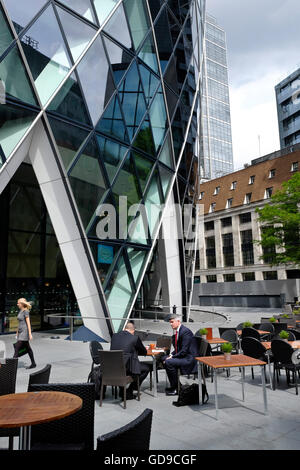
top-left (167, 6), bottom-right (181, 45)
top-left (93, 0), bottom-right (119, 25)
top-left (56, 6), bottom-right (96, 63)
top-left (0, 5), bottom-right (14, 56)
top-left (127, 247), bottom-right (147, 284)
top-left (138, 63), bottom-right (160, 105)
top-left (47, 72), bottom-right (91, 126)
top-left (48, 116), bottom-right (90, 170)
top-left (68, 137), bottom-right (107, 229)
top-left (149, 86), bottom-right (168, 153)
top-left (118, 61), bottom-right (147, 140)
top-left (132, 115), bottom-right (156, 157)
top-left (147, 0), bottom-right (162, 21)
top-left (132, 151), bottom-right (153, 194)
top-left (77, 36), bottom-right (114, 125)
top-left (57, 0), bottom-right (96, 24)
top-left (89, 241), bottom-right (120, 286)
top-left (3, 0), bottom-right (47, 33)
top-left (154, 7), bottom-right (174, 73)
top-left (158, 133), bottom-right (174, 169)
top-left (96, 134), bottom-right (128, 185)
top-left (127, 209), bottom-right (149, 246)
top-left (138, 32), bottom-right (159, 74)
top-left (123, 0), bottom-right (150, 51)
top-left (103, 3), bottom-right (133, 51)
top-left (144, 169), bottom-right (162, 238)
top-left (87, 192), bottom-right (118, 239)
top-left (164, 85), bottom-right (178, 121)
top-left (103, 36), bottom-right (132, 87)
top-left (0, 45), bottom-right (38, 106)
top-left (0, 102), bottom-right (37, 159)
top-left (159, 164), bottom-right (173, 201)
top-left (96, 93), bottom-right (128, 143)
top-left (105, 251), bottom-right (135, 332)
top-left (20, 4), bottom-right (72, 106)
top-left (164, 55), bottom-right (179, 94)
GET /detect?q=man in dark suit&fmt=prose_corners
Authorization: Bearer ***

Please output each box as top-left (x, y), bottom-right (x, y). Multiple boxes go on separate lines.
top-left (163, 314), bottom-right (198, 396)
top-left (110, 321), bottom-right (151, 399)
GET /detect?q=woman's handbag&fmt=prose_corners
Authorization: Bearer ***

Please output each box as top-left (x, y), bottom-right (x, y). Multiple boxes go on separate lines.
top-left (13, 342), bottom-right (28, 357)
top-left (172, 383), bottom-right (209, 407)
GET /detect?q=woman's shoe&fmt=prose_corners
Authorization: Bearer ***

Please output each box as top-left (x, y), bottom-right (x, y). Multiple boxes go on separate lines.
top-left (26, 363), bottom-right (36, 369)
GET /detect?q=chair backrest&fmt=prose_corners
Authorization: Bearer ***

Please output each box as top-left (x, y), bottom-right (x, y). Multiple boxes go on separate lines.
top-left (193, 336), bottom-right (208, 357)
top-left (0, 358), bottom-right (18, 396)
top-left (274, 331), bottom-right (296, 341)
top-left (287, 329), bottom-right (300, 340)
top-left (96, 408), bottom-right (153, 452)
top-left (252, 323), bottom-right (261, 330)
top-left (28, 383), bottom-right (95, 450)
top-left (218, 327), bottom-right (237, 336)
top-left (156, 336), bottom-right (172, 350)
top-left (98, 350), bottom-right (127, 380)
top-left (89, 341), bottom-right (103, 365)
top-left (27, 364), bottom-right (51, 391)
top-left (260, 317), bottom-right (272, 323)
top-left (241, 327), bottom-right (261, 340)
top-left (273, 323), bottom-right (287, 335)
top-left (259, 323), bottom-right (275, 334)
top-left (241, 337), bottom-right (266, 359)
top-left (271, 339), bottom-right (294, 364)
top-left (221, 329), bottom-right (238, 346)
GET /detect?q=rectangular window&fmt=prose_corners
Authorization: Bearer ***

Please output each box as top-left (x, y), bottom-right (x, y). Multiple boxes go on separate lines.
top-left (263, 271), bottom-right (278, 280)
top-left (199, 191), bottom-right (204, 200)
top-left (221, 217), bottom-right (232, 228)
top-left (205, 221), bottom-right (214, 231)
top-left (244, 193), bottom-right (252, 204)
top-left (241, 229), bottom-right (254, 265)
top-left (239, 212), bottom-right (252, 224)
top-left (207, 275), bottom-right (217, 283)
top-left (224, 273), bottom-right (235, 282)
top-left (213, 186), bottom-right (220, 195)
top-left (242, 272), bottom-right (255, 281)
top-left (249, 175), bottom-right (255, 185)
top-left (222, 233), bottom-right (234, 267)
top-left (231, 181), bottom-right (237, 190)
top-left (209, 202), bottom-right (216, 213)
top-left (291, 162), bottom-right (298, 172)
top-left (265, 187), bottom-right (273, 199)
top-left (206, 236), bottom-right (216, 269)
top-left (269, 169), bottom-right (276, 178)
top-left (226, 198), bottom-right (233, 209)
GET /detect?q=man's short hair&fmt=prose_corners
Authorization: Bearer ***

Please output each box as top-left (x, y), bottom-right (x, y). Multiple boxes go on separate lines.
top-left (124, 321), bottom-right (135, 331)
top-left (168, 314), bottom-right (181, 322)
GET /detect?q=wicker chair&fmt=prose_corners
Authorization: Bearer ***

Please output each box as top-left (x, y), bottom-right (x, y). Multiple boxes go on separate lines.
top-left (96, 409), bottom-right (153, 452)
top-left (27, 364), bottom-right (51, 391)
top-left (287, 329), bottom-right (300, 340)
top-left (271, 340), bottom-right (300, 394)
top-left (241, 327), bottom-right (261, 341)
top-left (27, 383), bottom-right (95, 450)
top-left (241, 337), bottom-right (273, 383)
top-left (89, 341), bottom-right (103, 375)
top-left (0, 358), bottom-right (19, 450)
top-left (98, 350), bottom-right (140, 409)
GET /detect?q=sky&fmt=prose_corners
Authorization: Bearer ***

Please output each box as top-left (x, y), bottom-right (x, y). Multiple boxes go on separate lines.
top-left (207, 0), bottom-right (300, 169)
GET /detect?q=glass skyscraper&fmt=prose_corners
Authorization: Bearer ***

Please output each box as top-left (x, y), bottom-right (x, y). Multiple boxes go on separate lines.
top-left (0, 0), bottom-right (205, 340)
top-left (200, 13), bottom-right (233, 180)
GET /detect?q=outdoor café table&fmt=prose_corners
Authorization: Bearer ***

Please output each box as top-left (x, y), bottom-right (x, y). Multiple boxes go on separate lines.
top-left (207, 338), bottom-right (228, 345)
top-left (237, 330), bottom-right (270, 336)
top-left (262, 340), bottom-right (300, 350)
top-left (196, 354), bottom-right (268, 420)
top-left (146, 347), bottom-right (166, 398)
top-left (0, 391), bottom-right (83, 450)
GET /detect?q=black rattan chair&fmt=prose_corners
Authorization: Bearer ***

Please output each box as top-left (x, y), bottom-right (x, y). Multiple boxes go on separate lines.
top-left (28, 383), bottom-right (95, 450)
top-left (236, 323), bottom-right (245, 331)
top-left (27, 364), bottom-right (51, 391)
top-left (241, 327), bottom-right (261, 341)
top-left (271, 339), bottom-right (300, 394)
top-left (259, 323), bottom-right (275, 340)
top-left (241, 337), bottom-right (273, 382)
top-left (0, 358), bottom-right (19, 450)
top-left (287, 329), bottom-right (300, 340)
top-left (218, 327), bottom-right (237, 336)
top-left (96, 408), bottom-right (153, 452)
top-left (273, 322), bottom-right (288, 336)
top-left (221, 330), bottom-right (239, 353)
top-left (98, 350), bottom-right (140, 409)
top-left (89, 341), bottom-right (103, 375)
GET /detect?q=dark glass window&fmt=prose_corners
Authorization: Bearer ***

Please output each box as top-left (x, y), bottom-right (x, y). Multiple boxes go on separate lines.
top-left (263, 271), bottom-right (278, 280)
top-left (224, 274), bottom-right (235, 282)
top-left (287, 270), bottom-right (300, 279)
top-left (207, 275), bottom-right (217, 283)
top-left (241, 229), bottom-right (254, 265)
top-left (242, 272), bottom-right (255, 281)
top-left (221, 217), bottom-right (232, 228)
top-left (239, 212), bottom-right (252, 224)
top-left (222, 233), bottom-right (234, 267)
top-left (206, 236), bottom-right (216, 269)
top-left (205, 221), bottom-right (214, 231)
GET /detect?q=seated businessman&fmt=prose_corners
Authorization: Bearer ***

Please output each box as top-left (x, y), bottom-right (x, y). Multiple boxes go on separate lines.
top-left (110, 321), bottom-right (151, 399)
top-left (162, 314), bottom-right (198, 396)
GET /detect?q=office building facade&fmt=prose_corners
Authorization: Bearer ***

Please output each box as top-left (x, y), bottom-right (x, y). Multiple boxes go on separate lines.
top-left (200, 13), bottom-right (233, 180)
top-left (0, 0), bottom-right (205, 339)
top-left (276, 67), bottom-right (300, 149)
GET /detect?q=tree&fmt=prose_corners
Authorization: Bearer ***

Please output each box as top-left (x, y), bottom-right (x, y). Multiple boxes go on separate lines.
top-left (255, 172), bottom-right (300, 266)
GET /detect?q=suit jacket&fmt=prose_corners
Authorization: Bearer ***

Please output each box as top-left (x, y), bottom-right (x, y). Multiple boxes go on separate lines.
top-left (171, 325), bottom-right (198, 374)
top-left (110, 330), bottom-right (147, 376)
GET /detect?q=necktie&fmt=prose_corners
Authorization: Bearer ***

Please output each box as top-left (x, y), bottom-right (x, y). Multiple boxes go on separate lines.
top-left (175, 330), bottom-right (178, 353)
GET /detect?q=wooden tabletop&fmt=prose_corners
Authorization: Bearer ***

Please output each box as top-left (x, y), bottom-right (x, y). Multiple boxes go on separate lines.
top-left (146, 348), bottom-right (166, 356)
top-left (262, 340), bottom-right (300, 350)
top-left (0, 392), bottom-right (82, 428)
top-left (208, 338), bottom-right (229, 345)
top-left (196, 354), bottom-right (267, 369)
top-left (237, 330), bottom-right (269, 336)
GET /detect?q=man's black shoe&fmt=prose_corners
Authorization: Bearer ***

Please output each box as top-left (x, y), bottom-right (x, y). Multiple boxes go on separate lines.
top-left (119, 389), bottom-right (137, 400)
top-left (165, 386), bottom-right (175, 392)
top-left (166, 389), bottom-right (178, 396)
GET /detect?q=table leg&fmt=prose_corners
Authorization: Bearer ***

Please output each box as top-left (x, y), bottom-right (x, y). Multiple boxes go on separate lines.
top-left (153, 356), bottom-right (157, 398)
top-left (214, 369), bottom-right (218, 420)
top-left (241, 367), bottom-right (245, 401)
top-left (261, 365), bottom-right (268, 415)
top-left (267, 354), bottom-right (273, 390)
top-left (19, 425), bottom-right (31, 450)
top-left (198, 362), bottom-right (202, 405)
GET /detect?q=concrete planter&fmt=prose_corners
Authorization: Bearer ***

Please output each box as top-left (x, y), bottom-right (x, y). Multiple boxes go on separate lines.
top-left (224, 353), bottom-right (231, 360)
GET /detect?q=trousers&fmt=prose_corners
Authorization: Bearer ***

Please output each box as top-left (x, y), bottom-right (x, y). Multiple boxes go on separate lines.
top-left (13, 340), bottom-right (35, 364)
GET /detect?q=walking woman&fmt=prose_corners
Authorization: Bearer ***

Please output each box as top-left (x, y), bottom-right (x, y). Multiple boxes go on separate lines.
top-left (13, 298), bottom-right (36, 369)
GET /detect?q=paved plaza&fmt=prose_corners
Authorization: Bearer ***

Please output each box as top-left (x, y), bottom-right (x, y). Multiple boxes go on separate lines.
top-left (1, 308), bottom-right (300, 451)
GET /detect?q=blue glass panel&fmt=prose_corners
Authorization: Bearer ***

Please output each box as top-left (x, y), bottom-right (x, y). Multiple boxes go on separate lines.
top-left (159, 164), bottom-right (173, 200)
top-left (132, 151), bottom-right (153, 193)
top-left (118, 61), bottom-right (147, 140)
top-left (96, 134), bottom-right (128, 184)
top-left (123, 0), bottom-right (150, 50)
top-left (132, 115), bottom-right (155, 157)
top-left (93, 0), bottom-right (119, 25)
top-left (103, 36), bottom-right (132, 87)
top-left (158, 133), bottom-right (174, 169)
top-left (89, 241), bottom-right (120, 285)
top-left (58, 0), bottom-right (96, 24)
top-left (0, 5), bottom-right (14, 56)
top-left (127, 247), bottom-right (147, 284)
top-left (149, 86), bottom-right (168, 152)
top-left (138, 32), bottom-right (159, 73)
top-left (3, 0), bottom-right (47, 32)
top-left (20, 5), bottom-right (72, 105)
top-left (154, 7), bottom-right (173, 72)
top-left (139, 63), bottom-right (159, 105)
top-left (96, 94), bottom-right (128, 143)
top-left (144, 169), bottom-right (162, 238)
top-left (103, 3), bottom-right (133, 50)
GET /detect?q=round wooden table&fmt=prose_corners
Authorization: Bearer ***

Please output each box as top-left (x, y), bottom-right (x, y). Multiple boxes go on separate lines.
top-left (0, 391), bottom-right (83, 450)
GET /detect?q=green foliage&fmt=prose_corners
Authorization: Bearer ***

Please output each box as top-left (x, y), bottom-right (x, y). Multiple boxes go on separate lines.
top-left (279, 330), bottom-right (289, 340)
top-left (199, 328), bottom-right (208, 335)
top-left (221, 342), bottom-right (233, 353)
top-left (243, 321), bottom-right (253, 328)
top-left (269, 317), bottom-right (277, 323)
top-left (255, 172), bottom-right (300, 266)
top-left (282, 314), bottom-right (290, 318)
top-left (293, 309), bottom-right (300, 315)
